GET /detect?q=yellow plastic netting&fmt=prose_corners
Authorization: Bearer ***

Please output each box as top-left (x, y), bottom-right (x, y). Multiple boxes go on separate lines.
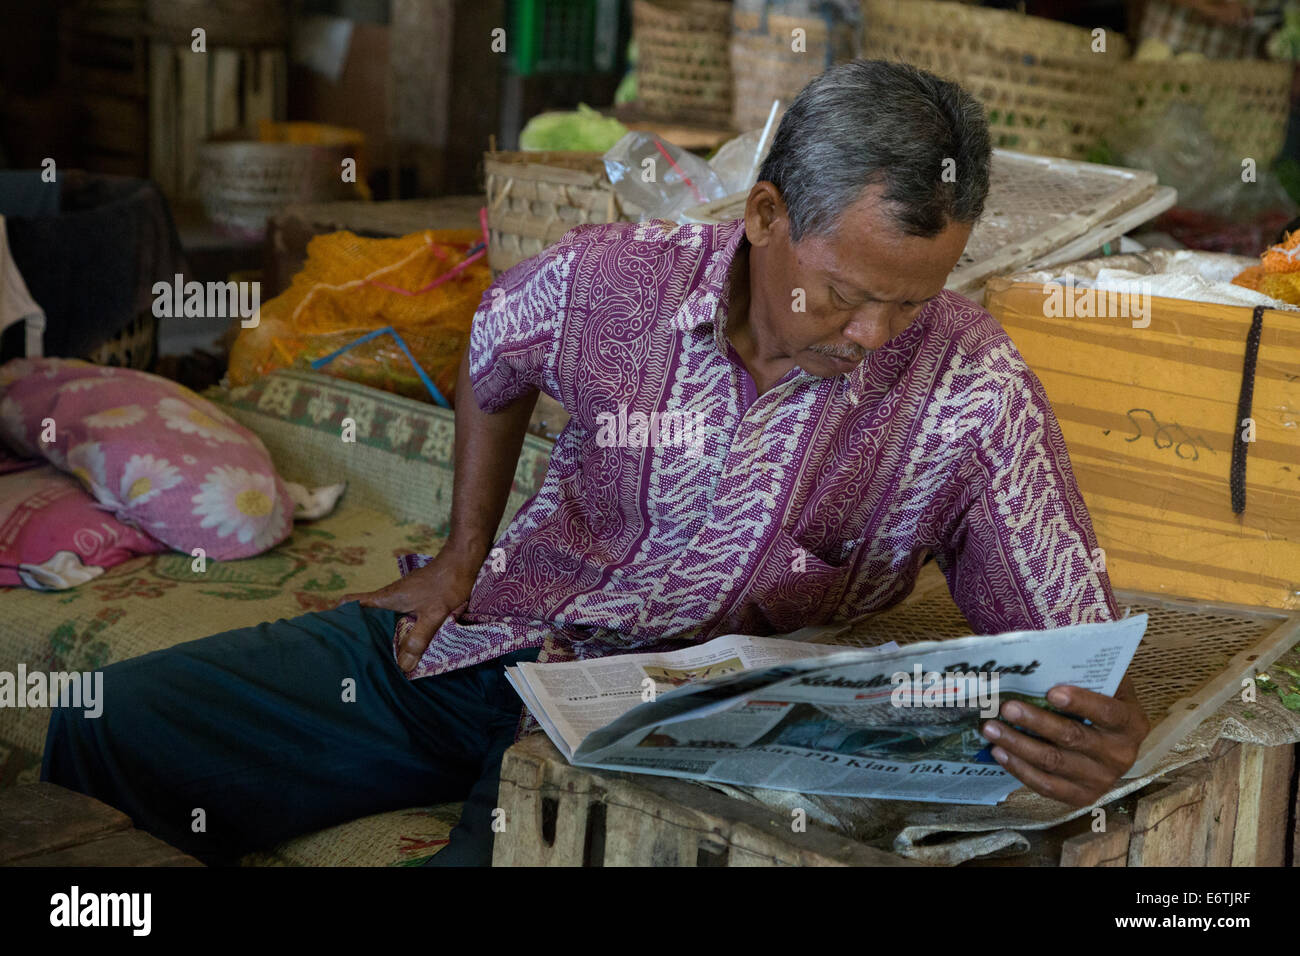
top-left (1233, 229), bottom-right (1300, 306)
top-left (228, 227), bottom-right (489, 405)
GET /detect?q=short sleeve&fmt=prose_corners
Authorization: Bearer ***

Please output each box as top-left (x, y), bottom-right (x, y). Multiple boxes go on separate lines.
top-left (467, 232), bottom-right (580, 413)
top-left (936, 353), bottom-right (1120, 634)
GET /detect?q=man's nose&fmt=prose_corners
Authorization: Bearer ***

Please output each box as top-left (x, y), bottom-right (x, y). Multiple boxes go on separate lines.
top-left (841, 310), bottom-right (893, 352)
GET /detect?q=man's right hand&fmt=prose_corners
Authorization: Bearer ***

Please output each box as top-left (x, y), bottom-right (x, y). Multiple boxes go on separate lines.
top-left (338, 540), bottom-right (487, 672)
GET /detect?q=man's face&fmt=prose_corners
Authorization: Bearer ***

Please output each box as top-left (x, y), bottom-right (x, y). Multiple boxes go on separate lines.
top-left (747, 182), bottom-right (974, 378)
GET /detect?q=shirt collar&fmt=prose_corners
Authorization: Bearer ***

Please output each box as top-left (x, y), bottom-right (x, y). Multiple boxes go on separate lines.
top-left (672, 217), bottom-right (876, 403)
top-left (671, 219), bottom-right (747, 343)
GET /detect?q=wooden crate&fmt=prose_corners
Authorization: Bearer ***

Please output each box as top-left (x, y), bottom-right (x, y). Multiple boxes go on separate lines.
top-left (495, 733), bottom-right (917, 866)
top-left (149, 42), bottom-right (287, 202)
top-left (496, 729), bottom-right (1296, 867)
top-left (1059, 740), bottom-right (1295, 868)
top-left (984, 265), bottom-right (1300, 611)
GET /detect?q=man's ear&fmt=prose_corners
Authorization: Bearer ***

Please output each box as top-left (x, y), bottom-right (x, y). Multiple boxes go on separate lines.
top-left (744, 181), bottom-right (787, 249)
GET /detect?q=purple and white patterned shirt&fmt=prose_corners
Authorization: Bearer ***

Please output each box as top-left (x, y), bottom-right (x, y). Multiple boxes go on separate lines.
top-left (405, 217), bottom-right (1118, 681)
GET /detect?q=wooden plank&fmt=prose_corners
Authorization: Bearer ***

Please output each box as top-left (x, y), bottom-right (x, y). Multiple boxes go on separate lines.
top-left (149, 41), bottom-right (178, 196)
top-left (1061, 817), bottom-right (1132, 867)
top-left (178, 45), bottom-right (209, 201)
top-left (1232, 743), bottom-right (1295, 867)
top-left (1202, 740), bottom-right (1243, 866)
top-left (1128, 763), bottom-right (1211, 866)
top-left (210, 48), bottom-right (241, 135)
top-left (599, 783), bottom-right (702, 866)
top-left (18, 830), bottom-right (203, 867)
top-left (494, 735), bottom-right (589, 866)
top-left (0, 783), bottom-right (132, 865)
top-left (242, 49), bottom-right (278, 129)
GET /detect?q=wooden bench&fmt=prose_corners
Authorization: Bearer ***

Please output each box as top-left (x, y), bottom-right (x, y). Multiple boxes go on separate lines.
top-left (0, 783), bottom-right (202, 867)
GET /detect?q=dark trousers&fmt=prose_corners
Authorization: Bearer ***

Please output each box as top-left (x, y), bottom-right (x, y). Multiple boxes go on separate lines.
top-left (40, 600), bottom-right (538, 866)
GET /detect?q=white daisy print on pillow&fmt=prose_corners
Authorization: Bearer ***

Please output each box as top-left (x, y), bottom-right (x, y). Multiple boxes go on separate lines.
top-left (157, 396), bottom-right (246, 444)
top-left (119, 454), bottom-right (183, 506)
top-left (66, 442), bottom-right (115, 505)
top-left (84, 404), bottom-right (147, 429)
top-left (192, 465), bottom-right (288, 552)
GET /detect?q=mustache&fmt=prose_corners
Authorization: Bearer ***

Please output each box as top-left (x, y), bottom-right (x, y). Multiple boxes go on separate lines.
top-left (808, 344), bottom-right (869, 362)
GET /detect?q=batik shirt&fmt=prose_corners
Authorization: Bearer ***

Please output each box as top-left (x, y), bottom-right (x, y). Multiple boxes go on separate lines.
top-left (405, 217), bottom-right (1118, 681)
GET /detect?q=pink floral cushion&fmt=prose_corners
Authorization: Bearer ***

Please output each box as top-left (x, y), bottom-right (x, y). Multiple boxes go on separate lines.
top-left (0, 464), bottom-right (166, 588)
top-left (0, 358), bottom-right (293, 560)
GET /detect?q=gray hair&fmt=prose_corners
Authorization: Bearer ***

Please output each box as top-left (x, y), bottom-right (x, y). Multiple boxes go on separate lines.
top-left (758, 58), bottom-right (992, 240)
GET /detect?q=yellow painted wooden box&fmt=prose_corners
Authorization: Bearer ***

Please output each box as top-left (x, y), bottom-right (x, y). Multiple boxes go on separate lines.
top-left (983, 274), bottom-right (1300, 611)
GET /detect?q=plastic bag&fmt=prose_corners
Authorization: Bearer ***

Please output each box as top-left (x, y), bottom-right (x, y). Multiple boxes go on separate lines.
top-left (603, 132), bottom-right (728, 221)
top-left (708, 128), bottom-right (771, 196)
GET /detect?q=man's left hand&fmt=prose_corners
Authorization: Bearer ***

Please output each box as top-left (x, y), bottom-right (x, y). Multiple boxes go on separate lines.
top-left (980, 676), bottom-right (1150, 807)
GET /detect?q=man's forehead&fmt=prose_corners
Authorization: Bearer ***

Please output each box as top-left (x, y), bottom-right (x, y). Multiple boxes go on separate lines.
top-left (806, 204), bottom-right (971, 301)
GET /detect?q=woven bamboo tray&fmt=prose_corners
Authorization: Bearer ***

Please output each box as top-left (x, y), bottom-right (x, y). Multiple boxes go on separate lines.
top-left (1114, 59), bottom-right (1293, 166)
top-left (484, 151), bottom-right (645, 274)
top-left (634, 0), bottom-right (734, 129)
top-left (862, 0), bottom-right (1129, 160)
top-left (833, 562), bottom-right (1300, 780)
top-left (730, 3), bottom-right (857, 133)
top-left (683, 149), bottom-right (1159, 297)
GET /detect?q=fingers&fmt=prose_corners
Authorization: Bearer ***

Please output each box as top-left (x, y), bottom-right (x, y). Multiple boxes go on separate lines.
top-left (985, 737), bottom-right (1102, 807)
top-left (981, 690), bottom-right (1149, 806)
top-left (1043, 685), bottom-right (1141, 736)
top-left (397, 605), bottom-right (452, 672)
top-left (981, 717), bottom-right (1111, 805)
top-left (335, 581), bottom-right (410, 612)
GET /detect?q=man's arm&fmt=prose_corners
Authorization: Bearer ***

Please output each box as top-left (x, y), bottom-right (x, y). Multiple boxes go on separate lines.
top-left (340, 350), bottom-right (538, 670)
top-left (446, 347), bottom-right (539, 566)
top-left (939, 355), bottom-right (1149, 806)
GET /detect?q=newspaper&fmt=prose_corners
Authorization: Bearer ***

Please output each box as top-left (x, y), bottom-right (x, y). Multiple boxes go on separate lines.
top-left (506, 614), bottom-right (1147, 805)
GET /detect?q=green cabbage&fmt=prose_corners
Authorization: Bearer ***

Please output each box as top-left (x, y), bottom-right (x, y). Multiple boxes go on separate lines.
top-left (518, 104), bottom-right (629, 152)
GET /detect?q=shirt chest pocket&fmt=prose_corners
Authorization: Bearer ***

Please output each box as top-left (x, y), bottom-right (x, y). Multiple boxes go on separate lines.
top-left (784, 521), bottom-right (866, 570)
top-left (758, 528), bottom-right (856, 631)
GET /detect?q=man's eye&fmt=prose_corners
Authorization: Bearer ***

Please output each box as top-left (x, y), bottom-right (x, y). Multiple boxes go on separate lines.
top-left (829, 287), bottom-right (851, 309)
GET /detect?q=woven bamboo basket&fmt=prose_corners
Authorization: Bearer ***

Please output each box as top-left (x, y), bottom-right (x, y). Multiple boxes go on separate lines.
top-left (634, 0), bottom-right (734, 129)
top-left (1114, 59), bottom-right (1293, 166)
top-left (199, 131), bottom-right (363, 240)
top-left (862, 0), bottom-right (1129, 160)
top-left (484, 151), bottom-right (644, 274)
top-left (730, 3), bottom-right (857, 132)
top-left (147, 0), bottom-right (288, 46)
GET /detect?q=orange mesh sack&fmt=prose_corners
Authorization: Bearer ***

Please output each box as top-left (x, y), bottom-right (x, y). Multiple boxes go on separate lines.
top-left (228, 228), bottom-right (489, 405)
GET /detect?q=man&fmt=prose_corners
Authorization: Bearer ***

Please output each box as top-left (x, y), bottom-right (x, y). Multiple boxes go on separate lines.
top-left (43, 59), bottom-right (1149, 866)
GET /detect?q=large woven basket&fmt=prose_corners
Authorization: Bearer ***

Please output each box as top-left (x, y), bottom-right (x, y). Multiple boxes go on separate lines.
top-left (1114, 59), bottom-right (1293, 166)
top-left (862, 0), bottom-right (1129, 160)
top-left (634, 0), bottom-right (734, 129)
top-left (147, 0), bottom-right (288, 46)
top-left (731, 1), bottom-right (858, 132)
top-left (199, 131), bottom-right (362, 240)
top-left (484, 151), bottom-right (643, 274)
